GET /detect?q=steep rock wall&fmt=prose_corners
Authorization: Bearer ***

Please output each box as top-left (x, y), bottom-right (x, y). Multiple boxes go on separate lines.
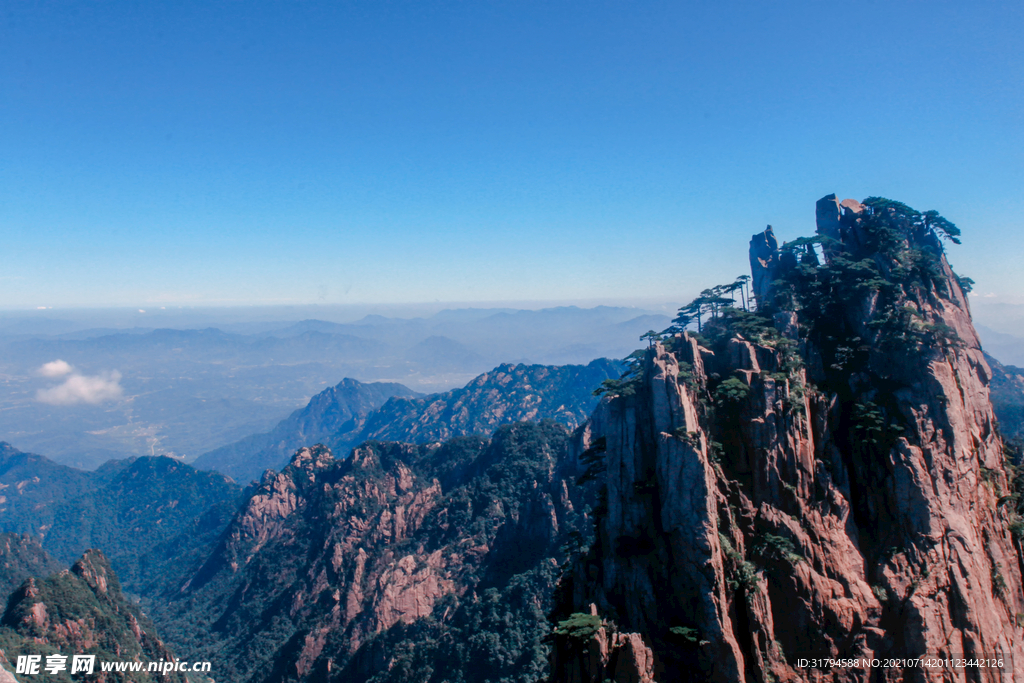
top-left (552, 195), bottom-right (1024, 683)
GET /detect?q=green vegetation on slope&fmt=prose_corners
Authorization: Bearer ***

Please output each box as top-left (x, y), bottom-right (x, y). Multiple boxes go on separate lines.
top-left (0, 550), bottom-right (187, 683)
top-left (153, 421), bottom-right (596, 683)
top-left (0, 533), bottom-right (63, 599)
top-left (0, 444), bottom-right (243, 601)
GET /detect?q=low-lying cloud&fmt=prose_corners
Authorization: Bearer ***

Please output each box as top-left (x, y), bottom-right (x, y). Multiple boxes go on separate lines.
top-left (38, 359), bottom-right (74, 378)
top-left (36, 361), bottom-right (124, 406)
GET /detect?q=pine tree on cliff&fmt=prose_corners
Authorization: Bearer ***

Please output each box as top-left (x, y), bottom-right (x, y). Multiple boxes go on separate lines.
top-left (550, 193), bottom-right (1024, 683)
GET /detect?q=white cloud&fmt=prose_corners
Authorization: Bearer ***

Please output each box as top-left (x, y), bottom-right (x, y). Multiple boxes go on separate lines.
top-left (37, 370), bottom-right (124, 406)
top-left (38, 360), bottom-right (74, 378)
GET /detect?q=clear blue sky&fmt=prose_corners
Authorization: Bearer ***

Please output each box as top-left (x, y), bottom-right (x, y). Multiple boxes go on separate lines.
top-left (2, 0), bottom-right (1022, 309)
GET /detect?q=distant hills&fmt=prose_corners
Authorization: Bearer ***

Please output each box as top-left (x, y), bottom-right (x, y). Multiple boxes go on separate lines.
top-left (195, 359), bottom-right (619, 483)
top-left (987, 352), bottom-right (1024, 440)
top-left (0, 305), bottom-right (669, 468)
top-left (977, 324), bottom-right (1024, 368)
top-left (0, 444), bottom-right (241, 595)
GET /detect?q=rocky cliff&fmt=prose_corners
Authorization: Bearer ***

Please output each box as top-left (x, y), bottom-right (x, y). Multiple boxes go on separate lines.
top-left (551, 195), bottom-right (1024, 682)
top-left (154, 422), bottom-right (595, 683)
top-left (0, 550), bottom-right (186, 683)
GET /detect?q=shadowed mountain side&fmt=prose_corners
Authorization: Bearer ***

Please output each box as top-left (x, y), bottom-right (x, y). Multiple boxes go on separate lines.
top-left (194, 378), bottom-right (421, 483)
top-left (0, 443), bottom-right (96, 538)
top-left (41, 456), bottom-right (242, 585)
top-left (0, 444), bottom-right (243, 599)
top-left (0, 534), bottom-right (63, 599)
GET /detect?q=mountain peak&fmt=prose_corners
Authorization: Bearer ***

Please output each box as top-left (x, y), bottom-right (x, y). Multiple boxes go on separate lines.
top-left (287, 444), bottom-right (334, 472)
top-left (71, 549), bottom-right (117, 596)
top-left (551, 194), bottom-right (1021, 682)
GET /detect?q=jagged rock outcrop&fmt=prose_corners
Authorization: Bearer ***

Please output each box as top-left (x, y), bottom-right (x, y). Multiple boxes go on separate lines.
top-left (553, 195), bottom-right (1024, 682)
top-left (155, 424), bottom-right (596, 683)
top-left (748, 225), bottom-right (779, 305)
top-left (0, 550), bottom-right (186, 683)
top-left (550, 605), bottom-right (657, 683)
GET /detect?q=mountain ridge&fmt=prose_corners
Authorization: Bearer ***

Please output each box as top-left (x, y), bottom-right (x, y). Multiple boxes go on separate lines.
top-left (197, 359), bottom-right (621, 484)
top-left (193, 378), bottom-right (421, 483)
top-left (153, 423), bottom-right (593, 683)
top-left (0, 549), bottom-right (187, 682)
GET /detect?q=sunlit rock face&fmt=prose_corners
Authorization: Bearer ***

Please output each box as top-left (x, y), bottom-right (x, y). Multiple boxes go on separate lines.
top-left (551, 195), bottom-right (1024, 683)
top-left (160, 422), bottom-right (596, 683)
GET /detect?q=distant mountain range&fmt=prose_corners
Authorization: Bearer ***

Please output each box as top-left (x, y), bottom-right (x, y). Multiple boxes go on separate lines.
top-left (193, 379), bottom-right (421, 485)
top-left (0, 306), bottom-right (669, 468)
top-left (0, 357), bottom-right (617, 607)
top-left (0, 355), bottom-right (617, 683)
top-left (195, 358), bottom-right (619, 483)
top-left (977, 324), bottom-right (1024, 368)
top-left (987, 352), bottom-right (1024, 440)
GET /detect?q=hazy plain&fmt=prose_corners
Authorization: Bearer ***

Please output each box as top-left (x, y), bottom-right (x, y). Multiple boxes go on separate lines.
top-left (0, 304), bottom-right (669, 468)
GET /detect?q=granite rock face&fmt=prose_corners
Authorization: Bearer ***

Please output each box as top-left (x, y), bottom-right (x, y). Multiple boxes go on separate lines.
top-left (748, 225), bottom-right (779, 306)
top-left (158, 423), bottom-right (595, 683)
top-left (553, 196), bottom-right (1024, 682)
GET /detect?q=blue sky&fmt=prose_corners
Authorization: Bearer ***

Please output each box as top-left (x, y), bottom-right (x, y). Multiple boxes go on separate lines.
top-left (2, 0), bottom-right (1022, 308)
